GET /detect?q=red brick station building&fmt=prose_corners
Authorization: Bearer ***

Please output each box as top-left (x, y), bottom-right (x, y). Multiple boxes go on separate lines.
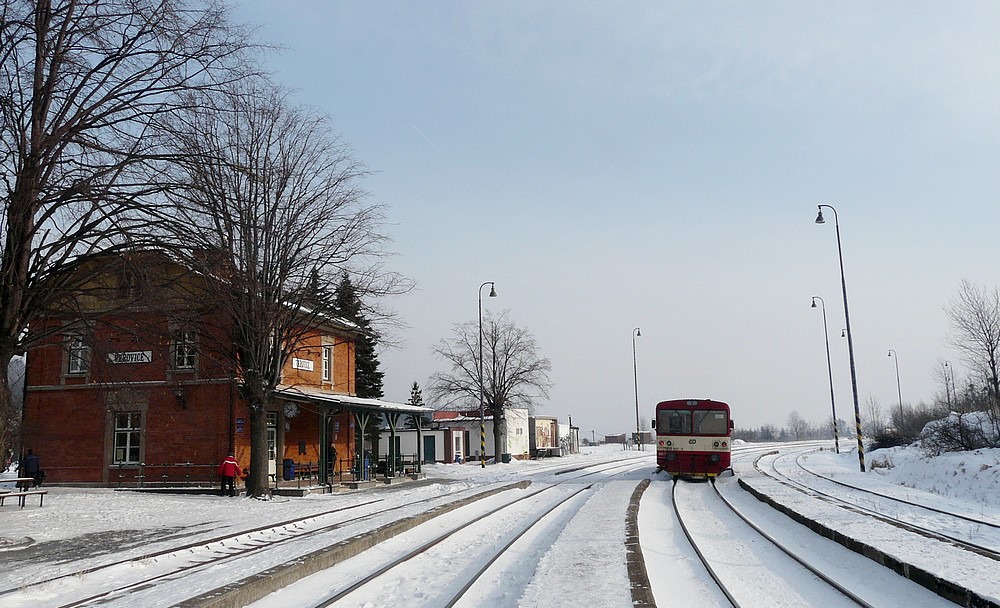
top-left (20, 251), bottom-right (427, 490)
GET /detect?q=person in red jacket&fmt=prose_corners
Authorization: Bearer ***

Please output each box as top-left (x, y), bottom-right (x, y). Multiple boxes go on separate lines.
top-left (218, 453), bottom-right (242, 497)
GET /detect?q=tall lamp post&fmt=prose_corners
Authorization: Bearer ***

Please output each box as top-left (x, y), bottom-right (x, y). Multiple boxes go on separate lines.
top-left (888, 350), bottom-right (903, 431)
top-left (811, 296), bottom-right (840, 453)
top-left (478, 281), bottom-right (497, 468)
top-left (632, 327), bottom-right (641, 451)
top-left (944, 361), bottom-right (954, 408)
top-left (815, 205), bottom-right (866, 472)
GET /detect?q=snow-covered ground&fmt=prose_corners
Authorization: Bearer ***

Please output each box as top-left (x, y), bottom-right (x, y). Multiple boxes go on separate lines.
top-left (1, 442), bottom-right (997, 607)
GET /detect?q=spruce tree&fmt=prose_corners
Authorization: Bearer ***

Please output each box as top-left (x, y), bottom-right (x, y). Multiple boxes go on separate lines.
top-left (405, 381), bottom-right (431, 429)
top-left (334, 274), bottom-right (384, 399)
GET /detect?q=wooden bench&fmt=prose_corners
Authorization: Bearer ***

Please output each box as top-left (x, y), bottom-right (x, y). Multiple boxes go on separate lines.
top-left (0, 489), bottom-right (48, 508)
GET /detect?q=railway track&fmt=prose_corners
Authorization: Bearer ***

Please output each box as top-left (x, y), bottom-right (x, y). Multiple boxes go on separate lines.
top-left (757, 449), bottom-right (1000, 561)
top-left (671, 478), bottom-right (877, 608)
top-left (0, 486), bottom-right (505, 608)
top-left (256, 459), bottom-right (651, 607)
top-left (307, 482), bottom-right (596, 607)
top-left (2, 458), bottom-right (647, 608)
top-left (792, 451), bottom-right (1000, 531)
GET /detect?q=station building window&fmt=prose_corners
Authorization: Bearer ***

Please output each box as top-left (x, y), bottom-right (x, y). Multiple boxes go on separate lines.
top-left (113, 412), bottom-right (142, 464)
top-left (67, 334), bottom-right (89, 374)
top-left (322, 345), bottom-right (332, 381)
top-left (172, 328), bottom-right (197, 369)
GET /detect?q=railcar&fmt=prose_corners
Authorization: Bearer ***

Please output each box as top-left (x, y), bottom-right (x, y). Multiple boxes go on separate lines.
top-left (652, 399), bottom-right (733, 478)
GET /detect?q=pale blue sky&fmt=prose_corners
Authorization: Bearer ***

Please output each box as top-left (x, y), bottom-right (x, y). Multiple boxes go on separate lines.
top-left (235, 2), bottom-right (1000, 436)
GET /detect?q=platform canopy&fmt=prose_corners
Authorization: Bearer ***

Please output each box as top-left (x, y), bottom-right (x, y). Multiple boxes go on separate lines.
top-left (275, 385), bottom-right (431, 416)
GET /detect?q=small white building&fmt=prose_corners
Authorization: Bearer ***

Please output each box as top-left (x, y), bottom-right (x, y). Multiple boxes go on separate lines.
top-left (424, 408), bottom-right (531, 462)
top-left (378, 428), bottom-right (464, 465)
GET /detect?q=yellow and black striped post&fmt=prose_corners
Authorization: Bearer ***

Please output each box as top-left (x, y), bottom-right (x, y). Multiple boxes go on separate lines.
top-left (480, 420), bottom-right (486, 468)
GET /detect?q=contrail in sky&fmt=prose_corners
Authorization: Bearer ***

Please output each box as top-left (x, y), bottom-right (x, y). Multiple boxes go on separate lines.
top-left (411, 124), bottom-right (437, 149)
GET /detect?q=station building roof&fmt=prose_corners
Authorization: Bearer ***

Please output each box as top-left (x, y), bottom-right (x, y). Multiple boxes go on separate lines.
top-left (275, 385), bottom-right (432, 415)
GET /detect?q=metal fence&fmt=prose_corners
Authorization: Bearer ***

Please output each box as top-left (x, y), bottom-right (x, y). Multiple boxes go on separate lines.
top-left (114, 462), bottom-right (217, 488)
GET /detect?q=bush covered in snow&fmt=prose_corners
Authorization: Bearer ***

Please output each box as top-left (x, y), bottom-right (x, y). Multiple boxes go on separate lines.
top-left (919, 410), bottom-right (1000, 456)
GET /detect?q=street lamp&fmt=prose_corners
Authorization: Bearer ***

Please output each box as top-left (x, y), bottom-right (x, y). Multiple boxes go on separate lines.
top-left (815, 205), bottom-right (866, 472)
top-left (632, 327), bottom-right (641, 451)
top-left (811, 296), bottom-right (840, 453)
top-left (478, 281), bottom-right (497, 469)
top-left (944, 361), bottom-right (954, 408)
top-left (888, 350), bottom-right (903, 432)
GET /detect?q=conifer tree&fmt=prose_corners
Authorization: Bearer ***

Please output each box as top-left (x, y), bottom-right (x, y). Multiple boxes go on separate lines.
top-left (406, 381), bottom-right (432, 429)
top-left (335, 275), bottom-right (384, 399)
top-left (335, 274), bottom-right (384, 467)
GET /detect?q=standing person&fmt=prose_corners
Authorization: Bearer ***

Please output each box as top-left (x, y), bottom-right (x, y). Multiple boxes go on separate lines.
top-left (218, 453), bottom-right (242, 497)
top-left (20, 449), bottom-right (42, 489)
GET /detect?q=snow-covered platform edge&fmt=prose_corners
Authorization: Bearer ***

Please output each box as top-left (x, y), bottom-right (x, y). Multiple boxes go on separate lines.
top-left (737, 478), bottom-right (999, 608)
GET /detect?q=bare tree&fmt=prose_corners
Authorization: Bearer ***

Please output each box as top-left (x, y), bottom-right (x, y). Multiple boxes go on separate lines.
top-left (945, 280), bottom-right (1000, 439)
top-left (0, 0), bottom-right (252, 457)
top-left (429, 310), bottom-right (552, 462)
top-left (160, 78), bottom-right (404, 497)
top-left (864, 393), bottom-right (882, 438)
top-left (786, 410), bottom-right (809, 441)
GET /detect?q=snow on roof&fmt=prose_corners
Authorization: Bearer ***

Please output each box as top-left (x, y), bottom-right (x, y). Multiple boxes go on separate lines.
top-left (275, 385), bottom-right (431, 414)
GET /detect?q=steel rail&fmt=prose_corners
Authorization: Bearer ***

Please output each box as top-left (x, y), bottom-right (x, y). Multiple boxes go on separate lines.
top-left (711, 480), bottom-right (877, 608)
top-left (311, 481), bottom-right (605, 607)
top-left (793, 451), bottom-right (1000, 529)
top-left (442, 484), bottom-right (594, 607)
top-left (758, 451), bottom-right (1000, 561)
top-left (0, 485), bottom-right (505, 608)
top-left (0, 496), bottom-right (384, 600)
top-left (671, 479), bottom-right (741, 608)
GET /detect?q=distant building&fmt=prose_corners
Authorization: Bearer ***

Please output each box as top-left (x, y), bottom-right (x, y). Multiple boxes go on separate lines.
top-left (425, 408), bottom-right (530, 462)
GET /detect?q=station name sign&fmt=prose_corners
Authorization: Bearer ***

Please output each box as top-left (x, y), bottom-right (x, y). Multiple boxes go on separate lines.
top-left (108, 351), bottom-right (152, 364)
top-left (292, 357), bottom-right (314, 371)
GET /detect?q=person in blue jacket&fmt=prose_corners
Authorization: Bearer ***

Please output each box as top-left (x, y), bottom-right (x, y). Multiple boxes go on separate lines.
top-left (20, 449), bottom-right (43, 488)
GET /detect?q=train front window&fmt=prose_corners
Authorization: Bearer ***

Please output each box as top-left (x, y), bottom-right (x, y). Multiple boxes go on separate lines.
top-left (693, 410), bottom-right (729, 434)
top-left (658, 409), bottom-right (691, 434)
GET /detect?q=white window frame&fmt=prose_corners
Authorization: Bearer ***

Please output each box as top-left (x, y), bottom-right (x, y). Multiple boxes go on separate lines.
top-left (173, 329), bottom-right (197, 369)
top-left (113, 412), bottom-right (142, 464)
top-left (68, 335), bottom-right (89, 374)
top-left (322, 346), bottom-right (332, 381)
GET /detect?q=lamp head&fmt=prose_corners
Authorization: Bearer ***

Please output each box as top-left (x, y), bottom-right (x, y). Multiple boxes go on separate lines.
top-left (489, 284), bottom-right (497, 298)
top-left (810, 298), bottom-right (817, 308)
top-left (635, 327), bottom-right (641, 337)
top-left (841, 329), bottom-right (846, 338)
top-left (815, 207), bottom-right (825, 224)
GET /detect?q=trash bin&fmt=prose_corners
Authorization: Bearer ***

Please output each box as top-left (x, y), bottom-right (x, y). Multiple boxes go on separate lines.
top-left (502, 453), bottom-right (512, 463)
top-left (282, 458), bottom-right (295, 481)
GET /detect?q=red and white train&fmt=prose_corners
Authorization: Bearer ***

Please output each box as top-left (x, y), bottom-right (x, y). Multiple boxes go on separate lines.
top-left (652, 399), bottom-right (733, 478)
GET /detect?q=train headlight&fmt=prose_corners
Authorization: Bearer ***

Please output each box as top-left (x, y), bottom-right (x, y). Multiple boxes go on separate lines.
top-left (658, 440), bottom-right (665, 447)
top-left (665, 440), bottom-right (672, 446)
top-left (709, 454), bottom-right (721, 463)
top-left (722, 442), bottom-right (728, 448)
top-left (713, 441), bottom-right (720, 448)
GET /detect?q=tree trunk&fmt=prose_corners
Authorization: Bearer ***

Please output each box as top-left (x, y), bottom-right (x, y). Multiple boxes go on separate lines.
top-left (0, 353), bottom-right (15, 459)
top-left (245, 386), bottom-right (271, 498)
top-left (492, 408), bottom-right (504, 463)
